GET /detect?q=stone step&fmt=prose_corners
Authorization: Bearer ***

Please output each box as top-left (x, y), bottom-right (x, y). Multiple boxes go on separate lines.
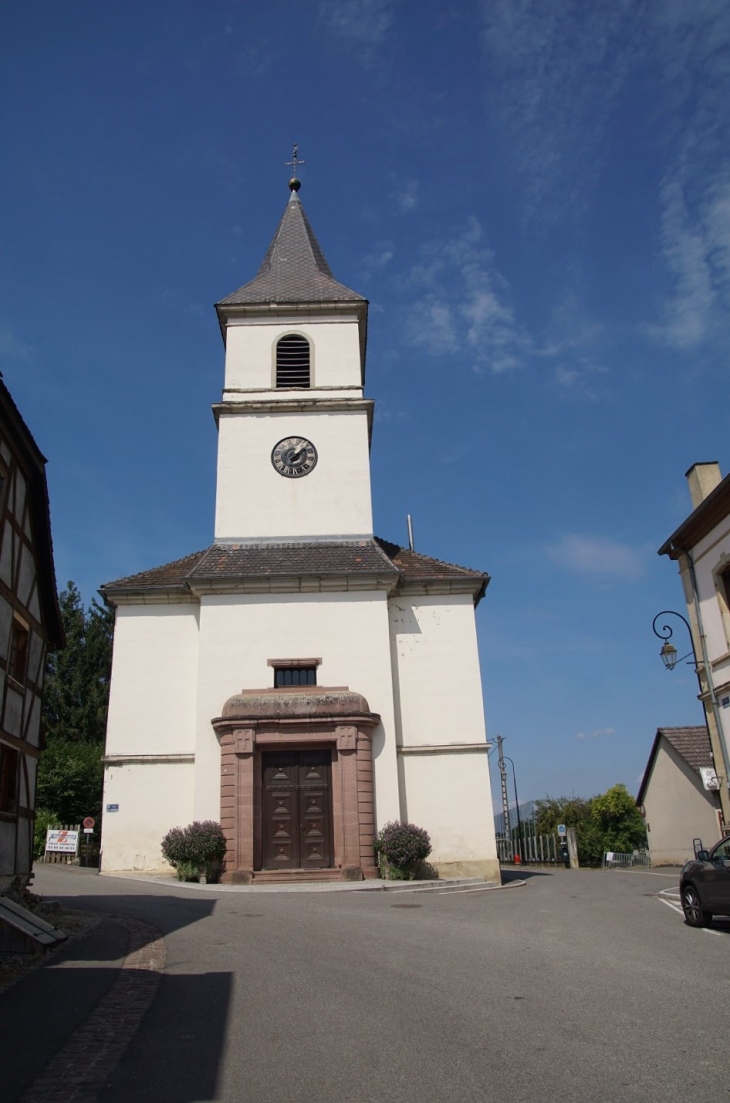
top-left (380, 877), bottom-right (489, 893)
top-left (252, 868), bottom-right (347, 884)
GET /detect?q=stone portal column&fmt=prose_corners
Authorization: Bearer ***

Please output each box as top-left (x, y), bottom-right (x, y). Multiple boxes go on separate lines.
top-left (220, 728), bottom-right (255, 884)
top-left (336, 725), bottom-right (361, 879)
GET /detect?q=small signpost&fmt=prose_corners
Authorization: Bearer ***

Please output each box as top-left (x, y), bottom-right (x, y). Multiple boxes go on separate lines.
top-left (82, 817), bottom-right (95, 865)
top-left (45, 829), bottom-right (79, 855)
top-left (557, 824), bottom-right (567, 836)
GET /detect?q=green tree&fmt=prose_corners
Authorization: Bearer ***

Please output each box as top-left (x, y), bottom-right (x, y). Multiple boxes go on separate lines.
top-left (589, 783), bottom-right (647, 854)
top-left (36, 740), bottom-right (103, 825)
top-left (42, 583), bottom-right (113, 744)
top-left (534, 796), bottom-right (590, 836)
top-left (36, 583), bottom-right (113, 829)
top-left (534, 784), bottom-right (647, 866)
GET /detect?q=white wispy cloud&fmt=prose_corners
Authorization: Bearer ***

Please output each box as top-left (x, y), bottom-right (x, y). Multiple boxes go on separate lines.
top-left (650, 169), bottom-right (730, 349)
top-left (401, 218), bottom-right (528, 372)
top-left (0, 325), bottom-right (32, 362)
top-left (576, 727), bottom-right (615, 741)
top-left (318, 0), bottom-right (394, 62)
top-left (360, 241), bottom-right (394, 277)
top-left (478, 0), bottom-right (641, 218)
top-left (548, 534), bottom-right (646, 582)
top-left (393, 179), bottom-right (419, 213)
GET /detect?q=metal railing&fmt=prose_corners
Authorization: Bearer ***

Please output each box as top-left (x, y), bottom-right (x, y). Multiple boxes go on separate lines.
top-left (601, 851), bottom-right (651, 870)
top-left (497, 832), bottom-right (561, 865)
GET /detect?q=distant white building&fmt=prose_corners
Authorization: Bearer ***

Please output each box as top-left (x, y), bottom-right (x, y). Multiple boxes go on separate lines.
top-left (659, 462), bottom-right (730, 832)
top-left (99, 179), bottom-right (498, 883)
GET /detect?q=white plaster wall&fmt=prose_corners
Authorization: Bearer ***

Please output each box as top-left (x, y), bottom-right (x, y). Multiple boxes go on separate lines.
top-left (214, 408), bottom-right (373, 540)
top-left (223, 318), bottom-right (362, 394)
top-left (401, 752), bottom-right (496, 864)
top-left (690, 517), bottom-right (730, 659)
top-left (105, 604), bottom-right (200, 757)
top-left (388, 593), bottom-right (496, 864)
top-left (643, 741), bottom-right (722, 865)
top-left (192, 590), bottom-right (400, 828)
top-left (389, 595), bottom-right (488, 748)
top-left (101, 762), bottom-right (195, 871)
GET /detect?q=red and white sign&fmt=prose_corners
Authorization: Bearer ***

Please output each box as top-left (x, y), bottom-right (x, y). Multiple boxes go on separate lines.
top-left (46, 829), bottom-right (79, 854)
top-left (83, 817), bottom-right (95, 829)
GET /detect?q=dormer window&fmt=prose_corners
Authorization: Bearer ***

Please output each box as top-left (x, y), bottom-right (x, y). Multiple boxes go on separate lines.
top-left (276, 334), bottom-right (310, 389)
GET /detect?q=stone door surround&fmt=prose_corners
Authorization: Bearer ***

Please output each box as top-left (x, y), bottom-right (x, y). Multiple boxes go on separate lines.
top-left (212, 687), bottom-right (380, 883)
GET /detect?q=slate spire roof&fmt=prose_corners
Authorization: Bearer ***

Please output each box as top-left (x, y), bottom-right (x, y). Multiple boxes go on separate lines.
top-left (217, 185), bottom-right (365, 307)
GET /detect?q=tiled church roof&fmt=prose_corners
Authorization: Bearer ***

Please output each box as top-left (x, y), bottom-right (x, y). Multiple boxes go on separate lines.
top-left (217, 190), bottom-right (365, 307)
top-left (101, 538), bottom-right (489, 601)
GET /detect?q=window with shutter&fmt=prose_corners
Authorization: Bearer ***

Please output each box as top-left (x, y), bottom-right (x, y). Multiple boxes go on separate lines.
top-left (276, 334), bottom-right (310, 389)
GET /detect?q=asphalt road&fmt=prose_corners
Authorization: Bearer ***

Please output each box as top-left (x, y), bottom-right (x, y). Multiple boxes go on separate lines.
top-left (6, 865), bottom-right (729, 1103)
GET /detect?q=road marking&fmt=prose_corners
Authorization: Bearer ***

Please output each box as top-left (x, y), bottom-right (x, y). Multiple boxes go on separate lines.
top-left (660, 898), bottom-right (684, 915)
top-left (659, 895), bottom-right (730, 936)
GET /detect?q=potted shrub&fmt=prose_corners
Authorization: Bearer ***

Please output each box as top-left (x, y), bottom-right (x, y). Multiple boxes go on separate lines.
top-left (374, 820), bottom-right (432, 880)
top-left (161, 821), bottom-right (227, 883)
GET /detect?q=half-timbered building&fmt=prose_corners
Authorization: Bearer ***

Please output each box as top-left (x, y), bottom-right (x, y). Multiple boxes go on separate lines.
top-left (0, 378), bottom-right (63, 890)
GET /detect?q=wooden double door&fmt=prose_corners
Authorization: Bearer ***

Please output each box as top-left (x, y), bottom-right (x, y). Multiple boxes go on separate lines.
top-left (262, 750), bottom-right (333, 870)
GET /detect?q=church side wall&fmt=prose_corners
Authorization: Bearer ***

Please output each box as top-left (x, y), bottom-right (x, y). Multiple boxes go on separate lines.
top-left (101, 761), bottom-right (195, 872)
top-left (105, 604), bottom-right (200, 756)
top-left (224, 318), bottom-right (362, 392)
top-left (215, 409), bottom-right (373, 541)
top-left (192, 590), bottom-right (401, 830)
top-left (388, 593), bottom-right (498, 879)
top-left (100, 602), bottom-right (199, 871)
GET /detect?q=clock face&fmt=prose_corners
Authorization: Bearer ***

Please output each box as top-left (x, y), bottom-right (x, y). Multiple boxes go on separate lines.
top-left (271, 436), bottom-right (318, 479)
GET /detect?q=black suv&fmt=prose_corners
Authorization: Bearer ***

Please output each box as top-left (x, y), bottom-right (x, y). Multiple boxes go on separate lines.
top-left (680, 837), bottom-right (730, 927)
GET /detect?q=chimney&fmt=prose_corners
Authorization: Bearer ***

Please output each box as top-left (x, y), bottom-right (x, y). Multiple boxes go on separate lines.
top-left (686, 462), bottom-right (722, 509)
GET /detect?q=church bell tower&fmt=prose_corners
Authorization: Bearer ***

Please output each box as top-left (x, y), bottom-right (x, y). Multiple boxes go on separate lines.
top-left (213, 175), bottom-right (373, 544)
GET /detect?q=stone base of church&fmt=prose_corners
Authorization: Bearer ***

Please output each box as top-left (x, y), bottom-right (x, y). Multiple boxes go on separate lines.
top-left (431, 858), bottom-right (501, 882)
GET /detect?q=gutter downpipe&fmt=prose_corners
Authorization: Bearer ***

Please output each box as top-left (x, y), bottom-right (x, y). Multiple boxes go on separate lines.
top-left (680, 545), bottom-right (730, 807)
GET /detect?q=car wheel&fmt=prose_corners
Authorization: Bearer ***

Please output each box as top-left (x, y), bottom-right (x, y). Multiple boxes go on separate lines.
top-left (681, 883), bottom-right (712, 928)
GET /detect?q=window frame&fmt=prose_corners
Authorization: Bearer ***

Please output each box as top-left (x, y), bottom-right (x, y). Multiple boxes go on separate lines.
top-left (8, 616), bottom-right (29, 687)
top-left (273, 332), bottom-right (312, 390)
top-left (0, 743), bottom-right (18, 815)
top-left (268, 657), bottom-right (322, 689)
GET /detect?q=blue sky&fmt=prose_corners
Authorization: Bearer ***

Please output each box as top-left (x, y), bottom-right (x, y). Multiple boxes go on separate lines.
top-left (2, 1), bottom-right (728, 808)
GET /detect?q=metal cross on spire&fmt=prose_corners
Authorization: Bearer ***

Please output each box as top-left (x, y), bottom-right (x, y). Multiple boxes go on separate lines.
top-left (285, 143), bottom-right (305, 191)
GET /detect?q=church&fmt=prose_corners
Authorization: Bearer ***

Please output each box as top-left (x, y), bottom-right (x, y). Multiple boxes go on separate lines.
top-left (99, 173), bottom-right (498, 884)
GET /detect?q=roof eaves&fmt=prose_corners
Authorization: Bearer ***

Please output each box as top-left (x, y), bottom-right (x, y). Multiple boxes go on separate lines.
top-left (658, 473), bottom-right (730, 558)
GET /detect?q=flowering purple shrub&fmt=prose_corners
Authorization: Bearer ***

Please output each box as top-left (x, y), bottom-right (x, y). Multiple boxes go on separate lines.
top-left (374, 820), bottom-right (431, 879)
top-left (161, 821), bottom-right (227, 881)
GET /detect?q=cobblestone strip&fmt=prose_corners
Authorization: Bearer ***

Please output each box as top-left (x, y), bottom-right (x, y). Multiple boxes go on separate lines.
top-left (20, 917), bottom-right (166, 1103)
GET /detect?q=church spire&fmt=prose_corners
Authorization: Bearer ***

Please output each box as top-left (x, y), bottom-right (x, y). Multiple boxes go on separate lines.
top-left (217, 175), bottom-right (365, 308)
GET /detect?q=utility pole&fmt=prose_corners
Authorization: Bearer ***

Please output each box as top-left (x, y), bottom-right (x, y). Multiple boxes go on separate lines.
top-left (497, 736), bottom-right (512, 858)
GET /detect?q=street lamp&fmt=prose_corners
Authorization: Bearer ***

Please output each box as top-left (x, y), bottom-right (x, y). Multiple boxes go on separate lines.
top-left (652, 610), bottom-right (697, 670)
top-left (503, 755), bottom-right (523, 860)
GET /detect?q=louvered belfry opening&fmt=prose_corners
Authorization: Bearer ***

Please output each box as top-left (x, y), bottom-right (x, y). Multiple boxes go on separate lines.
top-left (276, 334), bottom-right (310, 388)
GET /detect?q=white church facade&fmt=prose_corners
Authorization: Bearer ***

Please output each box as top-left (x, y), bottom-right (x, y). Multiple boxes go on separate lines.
top-left (100, 178), bottom-right (498, 883)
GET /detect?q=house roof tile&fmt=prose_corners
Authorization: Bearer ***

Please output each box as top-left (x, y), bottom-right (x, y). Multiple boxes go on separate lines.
top-left (101, 538), bottom-right (489, 601)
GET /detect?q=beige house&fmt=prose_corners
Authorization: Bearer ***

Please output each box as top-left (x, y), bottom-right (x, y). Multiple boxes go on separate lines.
top-left (637, 726), bottom-right (723, 866)
top-left (658, 462), bottom-right (730, 829)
